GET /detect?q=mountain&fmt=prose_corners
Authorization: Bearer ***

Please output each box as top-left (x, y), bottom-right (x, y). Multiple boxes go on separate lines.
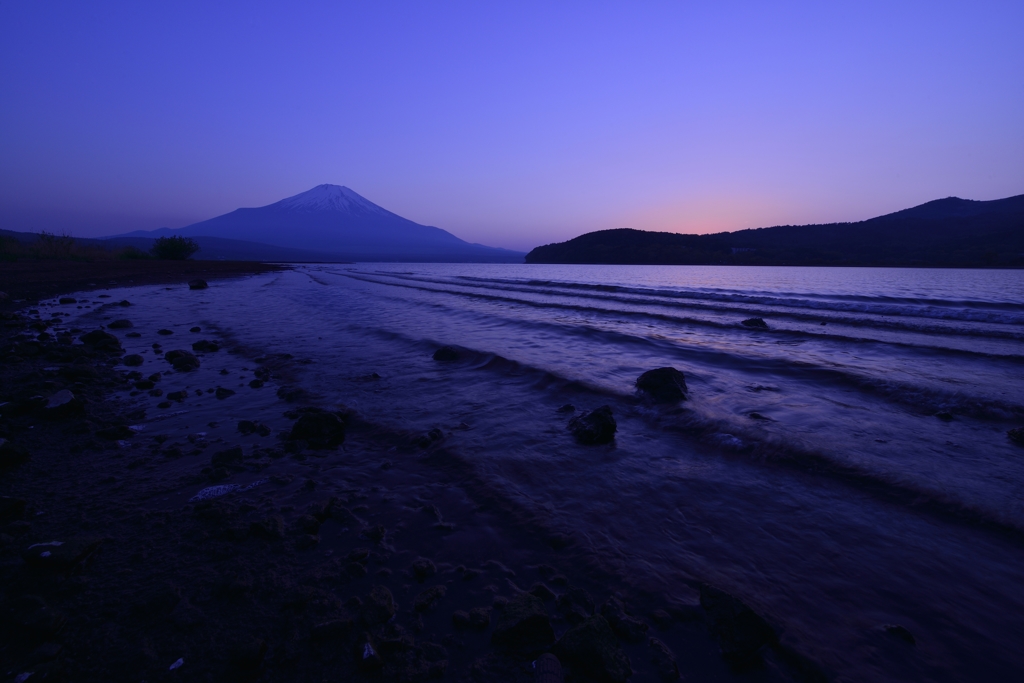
top-left (525, 194), bottom-right (1024, 268)
top-left (109, 185), bottom-right (523, 263)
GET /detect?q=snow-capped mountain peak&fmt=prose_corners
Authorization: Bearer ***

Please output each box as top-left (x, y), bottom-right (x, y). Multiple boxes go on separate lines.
top-left (273, 184), bottom-right (390, 215)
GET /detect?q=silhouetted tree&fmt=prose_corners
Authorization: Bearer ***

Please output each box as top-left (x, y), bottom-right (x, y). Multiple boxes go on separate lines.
top-left (151, 235), bottom-right (199, 260)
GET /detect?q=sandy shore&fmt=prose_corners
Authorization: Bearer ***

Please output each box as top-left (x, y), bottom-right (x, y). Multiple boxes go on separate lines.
top-left (0, 268), bottom-right (815, 682)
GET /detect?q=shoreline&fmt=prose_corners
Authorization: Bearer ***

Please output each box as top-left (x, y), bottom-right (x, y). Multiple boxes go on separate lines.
top-left (0, 269), bottom-right (815, 682)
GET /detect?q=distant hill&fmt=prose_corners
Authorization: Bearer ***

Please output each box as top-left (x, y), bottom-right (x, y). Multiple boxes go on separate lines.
top-left (526, 194), bottom-right (1024, 267)
top-left (107, 184), bottom-right (524, 263)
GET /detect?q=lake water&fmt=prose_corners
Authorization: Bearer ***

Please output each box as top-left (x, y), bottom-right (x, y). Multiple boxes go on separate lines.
top-left (93, 264), bottom-right (1024, 681)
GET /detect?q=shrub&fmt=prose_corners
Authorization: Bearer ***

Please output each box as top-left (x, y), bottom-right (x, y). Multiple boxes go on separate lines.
top-left (151, 235), bottom-right (200, 260)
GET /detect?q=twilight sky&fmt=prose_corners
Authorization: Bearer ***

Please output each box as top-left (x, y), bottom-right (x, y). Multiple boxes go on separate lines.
top-left (1, 1), bottom-right (1022, 252)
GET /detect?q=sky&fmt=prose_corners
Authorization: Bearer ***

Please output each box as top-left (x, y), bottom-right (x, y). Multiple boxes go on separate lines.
top-left (1, 1), bottom-right (1022, 252)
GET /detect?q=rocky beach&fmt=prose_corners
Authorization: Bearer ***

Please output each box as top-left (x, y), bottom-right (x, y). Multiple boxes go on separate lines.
top-left (0, 265), bottom-right (811, 683)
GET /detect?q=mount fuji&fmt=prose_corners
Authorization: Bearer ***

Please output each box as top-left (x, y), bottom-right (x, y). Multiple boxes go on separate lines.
top-left (107, 185), bottom-right (524, 262)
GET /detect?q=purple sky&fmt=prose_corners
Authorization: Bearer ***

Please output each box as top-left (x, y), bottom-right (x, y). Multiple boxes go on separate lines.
top-left (2, 1), bottom-right (1022, 252)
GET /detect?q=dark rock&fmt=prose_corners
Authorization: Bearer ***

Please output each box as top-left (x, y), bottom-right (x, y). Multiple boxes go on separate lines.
top-left (238, 420), bottom-right (271, 437)
top-left (883, 624), bottom-right (916, 645)
top-left (556, 403), bottom-right (576, 413)
top-left (650, 609), bottom-right (673, 629)
top-left (452, 610), bottom-right (472, 629)
top-left (529, 583), bottom-right (556, 601)
top-left (411, 557), bottom-right (436, 582)
top-left (59, 297), bottom-right (76, 304)
top-left (935, 411), bottom-right (954, 421)
top-left (210, 446), bottom-right (243, 468)
top-left (157, 401), bottom-right (172, 409)
top-left (741, 317), bottom-right (769, 329)
top-left (165, 349), bottom-right (200, 371)
top-left (432, 346), bottom-right (460, 361)
top-left (249, 516), bottom-right (284, 539)
top-left (192, 339), bottom-right (220, 352)
top-left (215, 387), bottom-right (235, 400)
top-left (568, 405), bottom-right (617, 445)
top-left (557, 586), bottom-right (595, 625)
top-left (44, 390), bottom-right (83, 417)
top-left (635, 367), bottom-right (688, 403)
top-left (601, 597), bottom-right (649, 643)
top-left (311, 617), bottom-right (354, 641)
top-left (96, 425), bottom-right (133, 440)
top-left (189, 279), bottom-right (208, 290)
top-left (122, 354), bottom-right (144, 367)
top-left (413, 585), bottom-right (446, 612)
top-left (295, 533), bottom-right (320, 550)
top-left (21, 537), bottom-right (101, 571)
top-left (118, 299), bottom-right (131, 306)
top-left (231, 638), bottom-right (267, 671)
top-left (167, 390), bottom-right (188, 401)
top-left (1008, 427), bottom-right (1024, 445)
top-left (648, 638), bottom-right (680, 681)
top-left (190, 326), bottom-right (201, 333)
top-left (0, 496), bottom-right (27, 523)
top-left (157, 329), bottom-right (174, 335)
top-left (363, 585), bottom-right (396, 625)
top-left (289, 408), bottom-right (346, 448)
top-left (107, 319), bottom-right (133, 329)
top-left (135, 379), bottom-right (155, 390)
top-left (80, 329), bottom-right (121, 352)
top-left (699, 584), bottom-right (776, 663)
top-left (249, 379), bottom-right (264, 388)
top-left (553, 615), bottom-right (632, 683)
top-left (491, 592), bottom-right (555, 652)
top-left (469, 607), bottom-right (490, 629)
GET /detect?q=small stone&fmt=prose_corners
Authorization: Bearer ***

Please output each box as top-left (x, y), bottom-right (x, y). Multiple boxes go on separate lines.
top-left (411, 557), bottom-right (436, 582)
top-left (413, 585), bottom-right (446, 612)
top-left (635, 367), bottom-right (688, 403)
top-left (59, 297), bottom-right (76, 304)
top-left (215, 387), bottom-right (235, 400)
top-left (649, 637), bottom-right (680, 681)
top-left (1008, 427), bottom-right (1024, 445)
top-left (190, 326), bottom-right (201, 333)
top-left (123, 354), bottom-right (144, 367)
top-left (469, 607), bottom-right (490, 629)
top-left (107, 319), bottom-right (133, 329)
top-left (883, 624), bottom-right (916, 644)
top-left (529, 583), bottom-right (556, 601)
top-left (491, 592), bottom-right (554, 652)
top-left (362, 585), bottom-right (396, 625)
top-left (80, 329), bottom-right (121, 352)
top-left (188, 279), bottom-right (208, 290)
top-left (699, 583), bottom-right (776, 663)
top-left (741, 317), bottom-right (769, 329)
top-left (556, 404), bottom-right (576, 413)
top-left (164, 349), bottom-right (200, 371)
top-left (553, 616), bottom-right (632, 683)
top-left (452, 610), bottom-right (471, 629)
top-left (157, 329), bottom-right (174, 335)
top-left (157, 401), bottom-right (172, 409)
top-left (192, 339), bottom-right (220, 353)
top-left (249, 379), bottom-right (264, 388)
top-left (601, 597), bottom-right (649, 643)
top-left (289, 408), bottom-right (346, 448)
top-left (210, 446), bottom-right (243, 468)
top-left (568, 406), bottom-right (617, 445)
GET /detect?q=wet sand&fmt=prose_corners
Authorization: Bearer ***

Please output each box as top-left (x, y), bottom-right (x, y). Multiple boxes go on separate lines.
top-left (0, 269), bottom-right (820, 682)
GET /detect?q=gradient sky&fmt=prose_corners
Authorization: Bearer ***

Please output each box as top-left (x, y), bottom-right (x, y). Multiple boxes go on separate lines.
top-left (2, 1), bottom-right (1022, 252)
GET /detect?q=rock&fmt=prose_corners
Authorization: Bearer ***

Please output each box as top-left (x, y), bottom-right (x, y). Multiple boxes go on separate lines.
top-left (166, 390), bottom-right (188, 401)
top-left (210, 446), bottom-right (243, 468)
top-left (44, 390), bottom-right (82, 417)
top-left (157, 329), bottom-right (174, 335)
top-left (118, 299), bottom-right (131, 307)
top-left (249, 516), bottom-right (285, 539)
top-left (883, 624), bottom-right (916, 644)
top-left (231, 638), bottom-right (267, 671)
top-left (215, 387), bottom-right (235, 400)
top-left (363, 585), bottom-right (396, 625)
top-left (529, 583), bottom-right (556, 601)
top-left (432, 346), bottom-right (460, 361)
top-left (568, 406), bottom-right (617, 445)
top-left (556, 404), bottom-right (576, 413)
top-left (601, 597), bottom-right (649, 643)
top-left (635, 367), bottom-right (688, 403)
top-left (648, 638), bottom-right (680, 681)
top-left (0, 496), bottom-right (27, 523)
top-left (650, 609), bottom-right (673, 629)
top-left (289, 408), bottom-right (346, 448)
top-left (413, 585), bottom-right (446, 612)
top-left (935, 411), bottom-right (954, 421)
top-left (190, 326), bottom-right (201, 333)
top-left (452, 610), bottom-right (472, 629)
top-left (21, 537), bottom-right (101, 571)
top-left (59, 297), bottom-right (76, 304)
top-left (249, 379), bottom-right (264, 388)
top-left (123, 354), bottom-right (144, 366)
top-left (192, 340), bottom-right (220, 352)
top-left (411, 557), bottom-right (436, 582)
top-left (189, 279), bottom-right (208, 290)
top-left (311, 617), bottom-right (354, 641)
top-left (553, 615), bottom-right (632, 683)
top-left (557, 586), bottom-right (595, 625)
top-left (135, 379), bottom-right (155, 390)
top-left (80, 329), bottom-right (122, 352)
top-left (107, 319), bottom-right (133, 329)
top-left (1009, 427), bottom-right (1024, 445)
top-left (164, 349), bottom-right (200, 371)
top-left (96, 425), bottom-right (133, 439)
top-left (238, 420), bottom-right (271, 437)
top-left (469, 607), bottom-right (490, 629)
top-left (491, 592), bottom-right (555, 652)
top-left (741, 317), bottom-right (769, 329)
top-left (699, 584), bottom-right (776, 663)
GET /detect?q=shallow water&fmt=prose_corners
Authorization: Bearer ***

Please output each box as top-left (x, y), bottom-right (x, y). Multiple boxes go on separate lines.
top-left (74, 264), bottom-right (1024, 681)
